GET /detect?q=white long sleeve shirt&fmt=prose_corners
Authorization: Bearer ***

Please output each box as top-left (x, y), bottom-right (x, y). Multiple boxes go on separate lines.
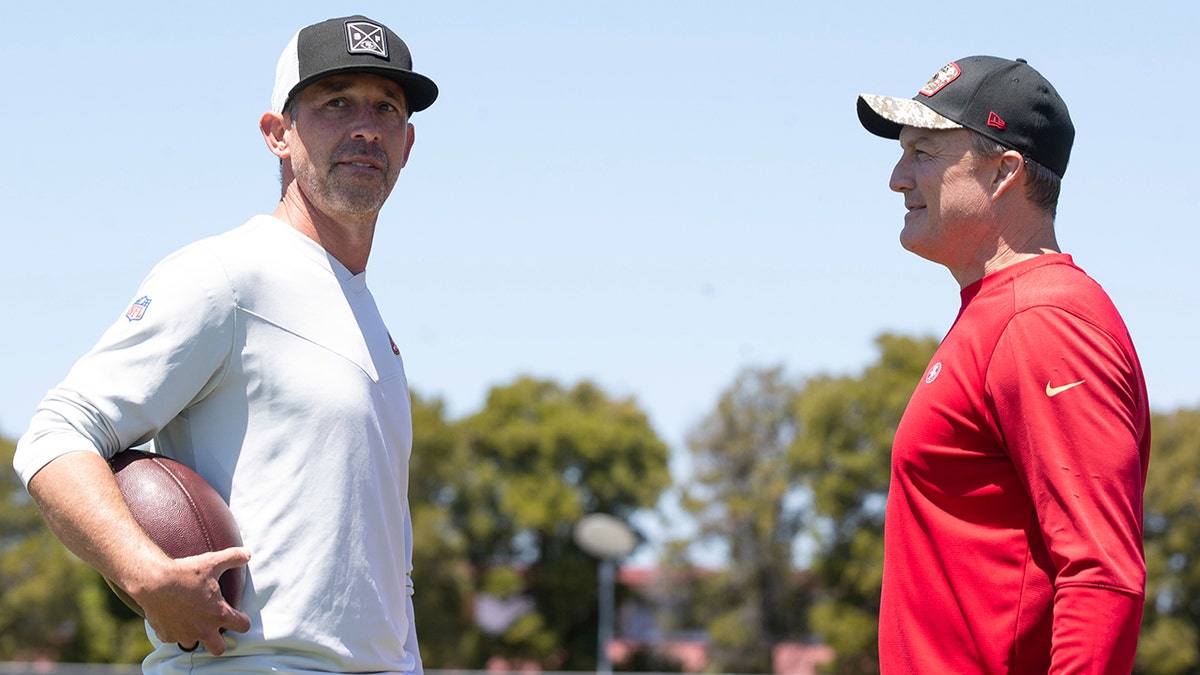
top-left (16, 215), bottom-right (421, 674)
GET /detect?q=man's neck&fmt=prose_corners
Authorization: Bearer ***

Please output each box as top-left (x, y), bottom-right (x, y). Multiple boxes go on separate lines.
top-left (272, 191), bottom-right (376, 274)
top-left (953, 231), bottom-right (1060, 289)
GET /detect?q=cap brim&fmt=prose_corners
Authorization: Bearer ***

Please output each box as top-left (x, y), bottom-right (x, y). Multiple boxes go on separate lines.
top-left (371, 70), bottom-right (438, 113)
top-left (375, 69), bottom-right (439, 113)
top-left (290, 67), bottom-right (439, 114)
top-left (857, 94), bottom-right (961, 139)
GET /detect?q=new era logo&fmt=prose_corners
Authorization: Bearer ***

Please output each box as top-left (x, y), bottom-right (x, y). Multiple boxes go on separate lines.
top-left (345, 21), bottom-right (387, 57)
top-left (987, 111), bottom-right (1006, 130)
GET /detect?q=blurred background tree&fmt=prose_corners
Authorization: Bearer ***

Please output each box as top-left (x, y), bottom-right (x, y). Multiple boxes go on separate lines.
top-left (677, 366), bottom-right (811, 674)
top-left (412, 377), bottom-right (671, 670)
top-left (0, 437), bottom-right (148, 663)
top-left (409, 392), bottom-right (483, 667)
top-left (789, 334), bottom-right (936, 675)
top-left (1135, 407), bottom-right (1200, 675)
top-left (6, 347), bottom-right (1200, 674)
top-left (666, 334), bottom-right (934, 675)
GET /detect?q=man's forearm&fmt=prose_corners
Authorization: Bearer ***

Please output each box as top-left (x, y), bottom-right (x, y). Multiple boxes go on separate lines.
top-left (27, 449), bottom-right (253, 653)
top-left (28, 449), bottom-right (174, 592)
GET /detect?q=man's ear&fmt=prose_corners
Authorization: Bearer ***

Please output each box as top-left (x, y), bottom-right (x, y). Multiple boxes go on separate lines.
top-left (991, 149), bottom-right (1025, 200)
top-left (260, 111), bottom-right (290, 159)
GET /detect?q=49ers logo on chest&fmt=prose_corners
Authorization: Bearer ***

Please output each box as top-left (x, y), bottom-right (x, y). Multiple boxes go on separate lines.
top-left (925, 362), bottom-right (943, 384)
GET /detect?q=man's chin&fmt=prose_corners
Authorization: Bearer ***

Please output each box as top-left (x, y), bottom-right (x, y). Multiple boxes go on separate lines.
top-left (325, 184), bottom-right (395, 218)
top-left (899, 230), bottom-right (937, 262)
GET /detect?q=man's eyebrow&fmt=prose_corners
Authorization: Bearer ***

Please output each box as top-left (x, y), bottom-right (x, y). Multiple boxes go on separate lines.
top-left (380, 84), bottom-right (407, 106)
top-left (901, 132), bottom-right (940, 151)
top-left (307, 78), bottom-right (407, 104)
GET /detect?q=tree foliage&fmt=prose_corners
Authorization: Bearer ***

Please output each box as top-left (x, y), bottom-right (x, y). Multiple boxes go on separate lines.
top-left (790, 334), bottom-right (936, 674)
top-left (410, 377), bottom-right (671, 669)
top-left (679, 366), bottom-right (811, 674)
top-left (10, 349), bottom-right (1200, 673)
top-left (1136, 407), bottom-right (1200, 675)
top-left (670, 334), bottom-right (936, 674)
top-left (0, 437), bottom-right (149, 663)
top-left (408, 392), bottom-right (482, 667)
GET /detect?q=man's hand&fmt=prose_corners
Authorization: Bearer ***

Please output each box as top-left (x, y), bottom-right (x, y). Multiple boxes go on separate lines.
top-left (131, 547), bottom-right (253, 654)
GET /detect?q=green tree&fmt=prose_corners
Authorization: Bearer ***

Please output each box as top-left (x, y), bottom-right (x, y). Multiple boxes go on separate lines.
top-left (679, 365), bottom-right (811, 673)
top-left (409, 391), bottom-right (484, 667)
top-left (425, 377), bottom-right (671, 669)
top-left (790, 334), bottom-right (937, 674)
top-left (1, 436), bottom-right (149, 663)
top-left (1136, 407), bottom-right (1200, 675)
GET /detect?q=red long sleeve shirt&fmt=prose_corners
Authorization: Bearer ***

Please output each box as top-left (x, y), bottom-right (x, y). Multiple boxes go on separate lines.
top-left (879, 254), bottom-right (1150, 674)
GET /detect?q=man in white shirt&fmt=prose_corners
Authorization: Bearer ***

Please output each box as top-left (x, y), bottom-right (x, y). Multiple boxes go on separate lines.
top-left (13, 15), bottom-right (437, 674)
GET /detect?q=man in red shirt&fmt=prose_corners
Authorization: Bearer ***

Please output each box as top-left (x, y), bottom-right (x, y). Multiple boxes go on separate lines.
top-left (857, 56), bottom-right (1150, 673)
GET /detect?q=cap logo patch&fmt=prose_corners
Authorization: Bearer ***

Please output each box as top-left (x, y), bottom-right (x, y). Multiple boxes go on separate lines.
top-left (125, 295), bottom-right (152, 322)
top-left (987, 111), bottom-right (1007, 130)
top-left (919, 62), bottom-right (961, 98)
top-left (345, 21), bottom-right (388, 57)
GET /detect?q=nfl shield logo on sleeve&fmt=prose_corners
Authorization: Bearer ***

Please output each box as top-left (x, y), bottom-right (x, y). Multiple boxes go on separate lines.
top-left (125, 295), bottom-right (152, 321)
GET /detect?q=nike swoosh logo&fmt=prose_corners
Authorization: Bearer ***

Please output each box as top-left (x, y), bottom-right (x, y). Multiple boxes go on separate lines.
top-left (1046, 380), bottom-right (1086, 397)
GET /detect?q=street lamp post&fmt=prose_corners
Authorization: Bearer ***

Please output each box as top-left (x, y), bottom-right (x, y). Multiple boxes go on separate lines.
top-left (597, 556), bottom-right (616, 675)
top-left (573, 513), bottom-right (637, 675)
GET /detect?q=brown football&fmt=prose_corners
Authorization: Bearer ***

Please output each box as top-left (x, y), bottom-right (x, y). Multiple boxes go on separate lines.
top-left (105, 449), bottom-right (246, 618)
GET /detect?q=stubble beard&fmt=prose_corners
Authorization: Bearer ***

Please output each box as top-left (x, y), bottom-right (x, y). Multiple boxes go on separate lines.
top-left (295, 152), bottom-right (397, 219)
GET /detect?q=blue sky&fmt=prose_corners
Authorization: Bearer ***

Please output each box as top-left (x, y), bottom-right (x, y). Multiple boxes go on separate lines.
top-left (3, 1), bottom-right (1196, 541)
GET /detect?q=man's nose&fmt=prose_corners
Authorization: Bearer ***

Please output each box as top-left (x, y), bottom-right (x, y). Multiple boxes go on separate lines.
top-left (889, 155), bottom-right (912, 194)
top-left (350, 107), bottom-right (383, 142)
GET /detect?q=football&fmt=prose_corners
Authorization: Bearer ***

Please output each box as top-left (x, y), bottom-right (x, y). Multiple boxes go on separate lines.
top-left (105, 449), bottom-right (246, 618)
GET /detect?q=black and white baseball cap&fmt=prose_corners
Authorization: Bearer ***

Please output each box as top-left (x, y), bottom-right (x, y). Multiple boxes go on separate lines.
top-left (857, 56), bottom-right (1074, 177)
top-left (271, 15), bottom-right (438, 115)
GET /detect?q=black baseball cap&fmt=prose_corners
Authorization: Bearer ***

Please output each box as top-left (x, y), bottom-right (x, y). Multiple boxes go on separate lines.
top-left (857, 56), bottom-right (1074, 177)
top-left (271, 15), bottom-right (438, 115)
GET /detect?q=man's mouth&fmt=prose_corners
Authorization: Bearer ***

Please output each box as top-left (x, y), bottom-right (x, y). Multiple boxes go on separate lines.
top-left (334, 143), bottom-right (388, 172)
top-left (341, 158), bottom-right (383, 171)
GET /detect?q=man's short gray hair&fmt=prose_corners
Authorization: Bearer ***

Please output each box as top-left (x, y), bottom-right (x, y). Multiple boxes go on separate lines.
top-left (971, 133), bottom-right (1062, 219)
